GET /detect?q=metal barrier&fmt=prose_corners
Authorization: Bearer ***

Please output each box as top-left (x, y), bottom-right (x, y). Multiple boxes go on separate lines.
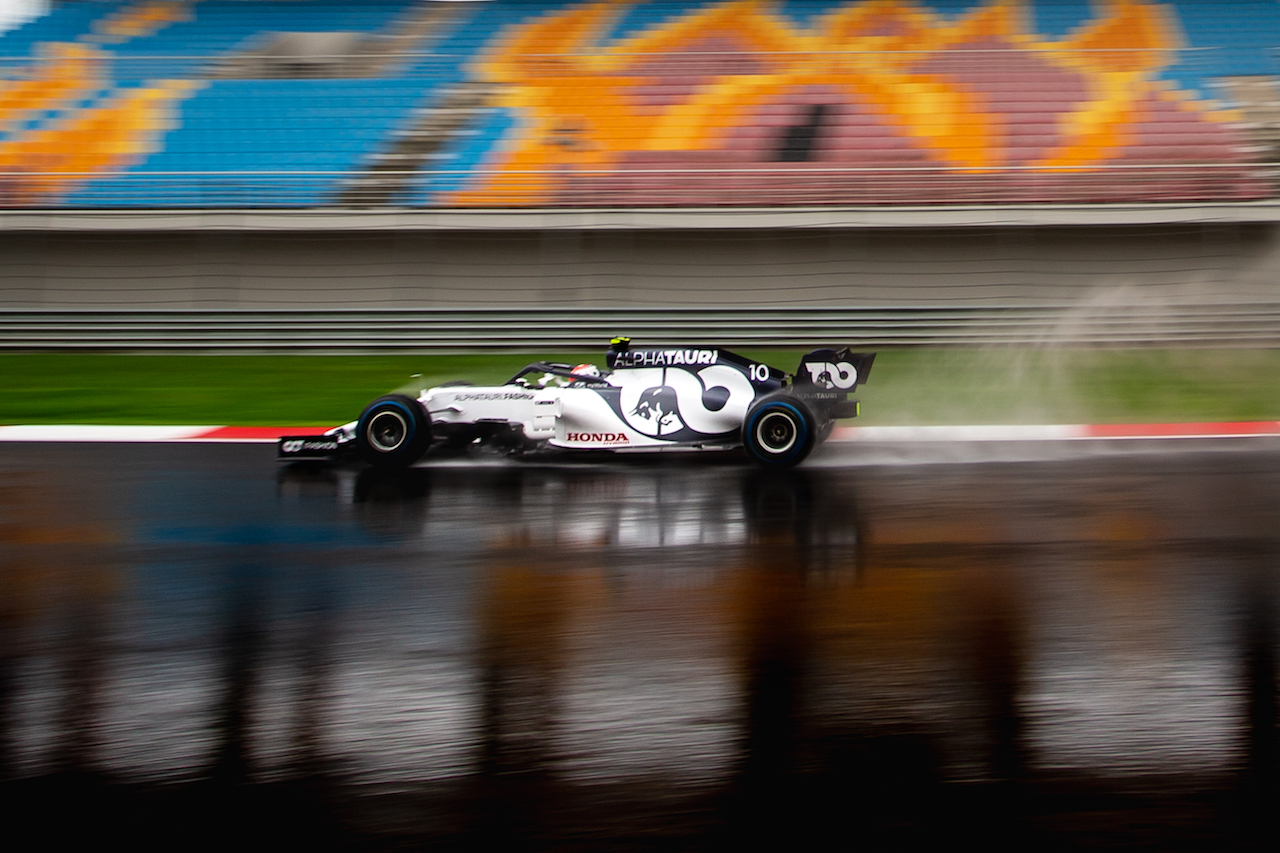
top-left (5, 304), bottom-right (1280, 350)
top-left (0, 163), bottom-right (1270, 208)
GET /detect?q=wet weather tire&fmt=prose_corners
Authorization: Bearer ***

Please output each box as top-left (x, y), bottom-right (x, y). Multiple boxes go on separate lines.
top-left (356, 395), bottom-right (432, 469)
top-left (742, 394), bottom-right (816, 468)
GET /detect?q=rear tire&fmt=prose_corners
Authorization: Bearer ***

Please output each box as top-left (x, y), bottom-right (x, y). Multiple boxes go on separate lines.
top-left (742, 394), bottom-right (816, 468)
top-left (356, 394), bottom-right (432, 469)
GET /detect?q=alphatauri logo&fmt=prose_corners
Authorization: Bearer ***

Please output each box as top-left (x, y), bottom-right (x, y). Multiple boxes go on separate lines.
top-left (805, 361), bottom-right (858, 390)
top-left (616, 349), bottom-right (717, 367)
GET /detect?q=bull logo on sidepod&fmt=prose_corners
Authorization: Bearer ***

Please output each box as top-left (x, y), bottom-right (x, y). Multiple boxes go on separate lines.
top-left (620, 366), bottom-right (754, 437)
top-left (805, 361), bottom-right (858, 390)
top-left (631, 385), bottom-right (683, 435)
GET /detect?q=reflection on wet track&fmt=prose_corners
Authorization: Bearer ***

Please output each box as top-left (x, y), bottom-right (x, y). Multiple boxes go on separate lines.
top-left (3, 443), bottom-right (1280, 848)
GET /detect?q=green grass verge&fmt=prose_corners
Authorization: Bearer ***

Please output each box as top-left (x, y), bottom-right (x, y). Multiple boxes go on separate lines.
top-left (863, 348), bottom-right (1280, 425)
top-left (2, 349), bottom-right (1279, 426)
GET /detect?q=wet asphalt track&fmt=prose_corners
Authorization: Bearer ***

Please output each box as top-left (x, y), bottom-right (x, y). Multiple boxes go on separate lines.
top-left (4, 440), bottom-right (1280, 849)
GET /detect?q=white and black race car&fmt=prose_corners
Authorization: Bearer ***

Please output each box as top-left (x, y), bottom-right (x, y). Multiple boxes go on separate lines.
top-left (278, 339), bottom-right (874, 468)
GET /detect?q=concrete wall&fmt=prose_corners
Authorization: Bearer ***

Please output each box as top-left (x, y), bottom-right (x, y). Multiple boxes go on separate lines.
top-left (2, 223), bottom-right (1278, 309)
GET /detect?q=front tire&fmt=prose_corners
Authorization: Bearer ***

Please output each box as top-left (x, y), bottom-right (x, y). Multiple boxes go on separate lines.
top-left (356, 394), bottom-right (432, 469)
top-left (742, 394), bottom-right (816, 468)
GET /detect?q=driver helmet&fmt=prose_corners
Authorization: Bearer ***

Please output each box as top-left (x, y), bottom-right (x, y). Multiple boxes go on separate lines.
top-left (570, 363), bottom-right (601, 379)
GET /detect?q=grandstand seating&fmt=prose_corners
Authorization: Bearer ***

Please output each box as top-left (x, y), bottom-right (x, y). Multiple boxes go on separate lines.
top-left (0, 0), bottom-right (1273, 208)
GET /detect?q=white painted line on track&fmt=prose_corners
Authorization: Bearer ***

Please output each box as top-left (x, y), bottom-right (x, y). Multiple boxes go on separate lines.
top-left (834, 424), bottom-right (1086, 442)
top-left (2, 422), bottom-right (1280, 445)
top-left (0, 424), bottom-right (214, 442)
top-left (832, 422), bottom-right (1280, 442)
top-left (0, 425), bottom-right (328, 443)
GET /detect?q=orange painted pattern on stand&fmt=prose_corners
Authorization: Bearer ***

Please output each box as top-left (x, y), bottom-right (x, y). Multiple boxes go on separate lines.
top-left (0, 43), bottom-right (104, 135)
top-left (0, 79), bottom-right (202, 204)
top-left (449, 0), bottom-right (1254, 207)
top-left (92, 1), bottom-right (191, 43)
top-left (0, 1), bottom-right (196, 203)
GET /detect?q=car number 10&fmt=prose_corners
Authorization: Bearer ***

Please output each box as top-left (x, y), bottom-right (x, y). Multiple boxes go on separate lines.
top-left (748, 363), bottom-right (770, 383)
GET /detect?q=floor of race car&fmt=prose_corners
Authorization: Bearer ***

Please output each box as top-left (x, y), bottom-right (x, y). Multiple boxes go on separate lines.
top-left (4, 440), bottom-right (1280, 850)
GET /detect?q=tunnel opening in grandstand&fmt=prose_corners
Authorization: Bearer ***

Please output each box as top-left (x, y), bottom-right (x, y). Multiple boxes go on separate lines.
top-left (774, 102), bottom-right (827, 162)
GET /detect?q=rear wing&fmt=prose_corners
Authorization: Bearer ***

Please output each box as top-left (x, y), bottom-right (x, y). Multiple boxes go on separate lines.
top-left (794, 348), bottom-right (875, 392)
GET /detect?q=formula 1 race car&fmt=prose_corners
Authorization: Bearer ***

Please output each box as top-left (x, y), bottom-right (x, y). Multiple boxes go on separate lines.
top-left (278, 338), bottom-right (874, 468)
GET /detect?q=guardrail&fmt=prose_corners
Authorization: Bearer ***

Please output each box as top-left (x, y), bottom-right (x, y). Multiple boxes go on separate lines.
top-left (0, 163), bottom-right (1270, 208)
top-left (5, 305), bottom-right (1280, 350)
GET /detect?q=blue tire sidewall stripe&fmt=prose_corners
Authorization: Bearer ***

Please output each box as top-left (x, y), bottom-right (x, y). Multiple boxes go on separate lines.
top-left (359, 399), bottom-right (418, 451)
top-left (746, 400), bottom-right (810, 462)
